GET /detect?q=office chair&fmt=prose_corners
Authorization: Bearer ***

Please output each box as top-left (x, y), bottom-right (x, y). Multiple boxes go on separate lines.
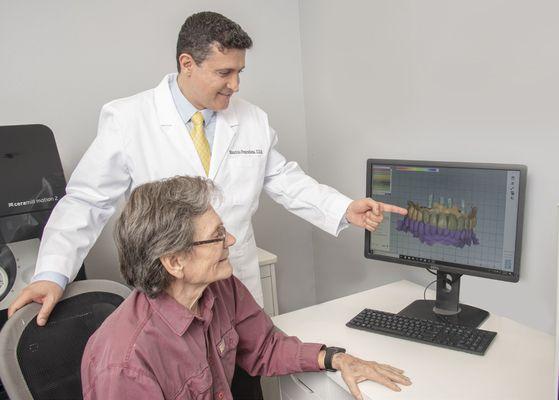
top-left (0, 279), bottom-right (131, 400)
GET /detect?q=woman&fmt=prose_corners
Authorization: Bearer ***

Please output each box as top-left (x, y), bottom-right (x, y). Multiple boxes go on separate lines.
top-left (81, 176), bottom-right (411, 399)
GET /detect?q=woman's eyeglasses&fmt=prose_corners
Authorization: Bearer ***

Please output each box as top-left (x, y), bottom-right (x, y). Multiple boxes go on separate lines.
top-left (191, 226), bottom-right (227, 247)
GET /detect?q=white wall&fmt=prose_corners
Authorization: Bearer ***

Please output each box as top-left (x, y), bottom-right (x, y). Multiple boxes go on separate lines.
top-left (0, 0), bottom-right (316, 313)
top-left (299, 0), bottom-right (559, 333)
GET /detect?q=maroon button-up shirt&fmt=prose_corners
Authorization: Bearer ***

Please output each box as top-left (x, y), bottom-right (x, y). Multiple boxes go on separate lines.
top-left (81, 276), bottom-right (324, 399)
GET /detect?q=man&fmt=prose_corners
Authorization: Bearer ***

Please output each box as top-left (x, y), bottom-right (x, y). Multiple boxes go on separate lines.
top-left (81, 175), bottom-right (411, 400)
top-left (9, 10), bottom-right (405, 326)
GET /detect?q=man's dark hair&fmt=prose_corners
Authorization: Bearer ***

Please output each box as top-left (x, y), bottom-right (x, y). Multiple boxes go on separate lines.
top-left (176, 11), bottom-right (253, 71)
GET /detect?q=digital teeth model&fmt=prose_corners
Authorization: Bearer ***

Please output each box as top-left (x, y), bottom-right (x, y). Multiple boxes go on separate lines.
top-left (396, 195), bottom-right (479, 248)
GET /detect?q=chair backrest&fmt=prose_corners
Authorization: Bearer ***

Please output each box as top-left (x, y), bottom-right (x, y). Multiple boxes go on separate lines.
top-left (0, 279), bottom-right (131, 400)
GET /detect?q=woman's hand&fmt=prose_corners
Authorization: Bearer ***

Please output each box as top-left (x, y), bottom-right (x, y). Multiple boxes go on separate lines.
top-left (333, 353), bottom-right (411, 400)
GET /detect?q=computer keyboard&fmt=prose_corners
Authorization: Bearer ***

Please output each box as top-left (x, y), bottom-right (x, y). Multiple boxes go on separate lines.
top-left (346, 308), bottom-right (497, 355)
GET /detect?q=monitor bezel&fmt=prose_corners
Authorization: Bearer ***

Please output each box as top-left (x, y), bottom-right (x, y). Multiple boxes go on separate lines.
top-left (364, 159), bottom-right (526, 283)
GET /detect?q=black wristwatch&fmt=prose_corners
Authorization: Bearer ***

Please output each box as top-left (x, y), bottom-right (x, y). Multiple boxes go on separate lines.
top-left (324, 346), bottom-right (346, 372)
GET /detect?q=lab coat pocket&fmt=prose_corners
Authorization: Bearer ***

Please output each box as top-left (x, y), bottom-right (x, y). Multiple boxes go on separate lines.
top-left (226, 156), bottom-right (264, 206)
top-left (217, 327), bottom-right (239, 382)
top-left (228, 155), bottom-right (259, 167)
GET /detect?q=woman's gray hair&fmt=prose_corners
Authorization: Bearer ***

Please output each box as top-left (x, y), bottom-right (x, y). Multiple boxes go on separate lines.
top-left (115, 175), bottom-right (216, 297)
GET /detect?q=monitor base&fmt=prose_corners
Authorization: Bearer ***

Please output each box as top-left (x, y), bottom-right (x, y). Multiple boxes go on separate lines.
top-left (398, 299), bottom-right (489, 328)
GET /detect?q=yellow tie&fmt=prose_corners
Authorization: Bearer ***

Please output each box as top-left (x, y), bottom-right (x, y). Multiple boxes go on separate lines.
top-left (190, 111), bottom-right (211, 176)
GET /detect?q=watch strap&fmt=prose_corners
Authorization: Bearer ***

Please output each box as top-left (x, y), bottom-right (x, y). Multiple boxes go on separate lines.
top-left (324, 346), bottom-right (346, 372)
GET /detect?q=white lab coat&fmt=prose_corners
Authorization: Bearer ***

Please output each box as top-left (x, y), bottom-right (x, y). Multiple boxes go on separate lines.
top-left (36, 74), bottom-right (352, 305)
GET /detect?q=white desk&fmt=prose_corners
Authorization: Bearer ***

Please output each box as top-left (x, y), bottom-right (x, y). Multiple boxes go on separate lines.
top-left (273, 280), bottom-right (554, 400)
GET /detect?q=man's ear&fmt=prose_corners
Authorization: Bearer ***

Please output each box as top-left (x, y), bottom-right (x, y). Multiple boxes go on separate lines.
top-left (178, 53), bottom-right (195, 76)
top-left (160, 253), bottom-right (186, 279)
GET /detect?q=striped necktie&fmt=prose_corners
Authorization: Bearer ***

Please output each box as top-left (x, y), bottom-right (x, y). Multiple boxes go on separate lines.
top-left (190, 111), bottom-right (211, 176)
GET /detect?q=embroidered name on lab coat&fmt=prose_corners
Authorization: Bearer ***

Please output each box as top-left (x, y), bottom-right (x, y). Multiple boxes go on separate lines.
top-left (229, 149), bottom-right (263, 155)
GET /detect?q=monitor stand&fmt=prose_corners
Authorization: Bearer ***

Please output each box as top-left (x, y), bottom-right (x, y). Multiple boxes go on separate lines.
top-left (397, 271), bottom-right (488, 328)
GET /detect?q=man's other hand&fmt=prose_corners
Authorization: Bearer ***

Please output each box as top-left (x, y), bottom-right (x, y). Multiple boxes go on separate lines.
top-left (7, 280), bottom-right (63, 326)
top-left (346, 198), bottom-right (407, 232)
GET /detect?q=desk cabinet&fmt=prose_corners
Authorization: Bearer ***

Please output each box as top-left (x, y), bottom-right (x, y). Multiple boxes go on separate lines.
top-left (257, 247), bottom-right (278, 317)
top-left (279, 372), bottom-right (353, 400)
top-left (257, 248), bottom-right (281, 400)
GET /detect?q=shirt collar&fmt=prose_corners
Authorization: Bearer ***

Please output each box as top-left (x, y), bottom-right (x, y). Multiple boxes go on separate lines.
top-left (169, 73), bottom-right (215, 126)
top-left (146, 286), bottom-right (215, 336)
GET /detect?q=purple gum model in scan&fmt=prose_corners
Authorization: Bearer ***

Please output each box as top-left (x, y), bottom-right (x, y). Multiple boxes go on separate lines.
top-left (396, 194), bottom-right (479, 248)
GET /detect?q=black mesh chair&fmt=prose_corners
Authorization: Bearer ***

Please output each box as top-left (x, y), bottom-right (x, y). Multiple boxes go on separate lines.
top-left (0, 279), bottom-right (130, 400)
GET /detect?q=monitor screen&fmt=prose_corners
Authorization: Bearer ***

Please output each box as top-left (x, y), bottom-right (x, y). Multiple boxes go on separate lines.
top-left (365, 160), bottom-right (526, 282)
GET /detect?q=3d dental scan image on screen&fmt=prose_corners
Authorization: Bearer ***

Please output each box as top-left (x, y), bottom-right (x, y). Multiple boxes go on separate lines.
top-left (370, 163), bottom-right (520, 276)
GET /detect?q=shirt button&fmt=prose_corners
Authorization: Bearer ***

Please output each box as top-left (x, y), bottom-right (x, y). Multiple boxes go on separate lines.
top-left (217, 392), bottom-right (224, 399)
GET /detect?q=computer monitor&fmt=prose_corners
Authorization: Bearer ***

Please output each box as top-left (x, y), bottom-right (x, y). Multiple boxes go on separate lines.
top-left (365, 159), bottom-right (526, 328)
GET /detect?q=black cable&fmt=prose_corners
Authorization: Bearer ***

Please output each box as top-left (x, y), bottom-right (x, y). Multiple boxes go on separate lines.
top-left (425, 267), bottom-right (437, 276)
top-left (423, 279), bottom-right (437, 301)
top-left (423, 277), bottom-right (455, 324)
top-left (424, 268), bottom-right (449, 323)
